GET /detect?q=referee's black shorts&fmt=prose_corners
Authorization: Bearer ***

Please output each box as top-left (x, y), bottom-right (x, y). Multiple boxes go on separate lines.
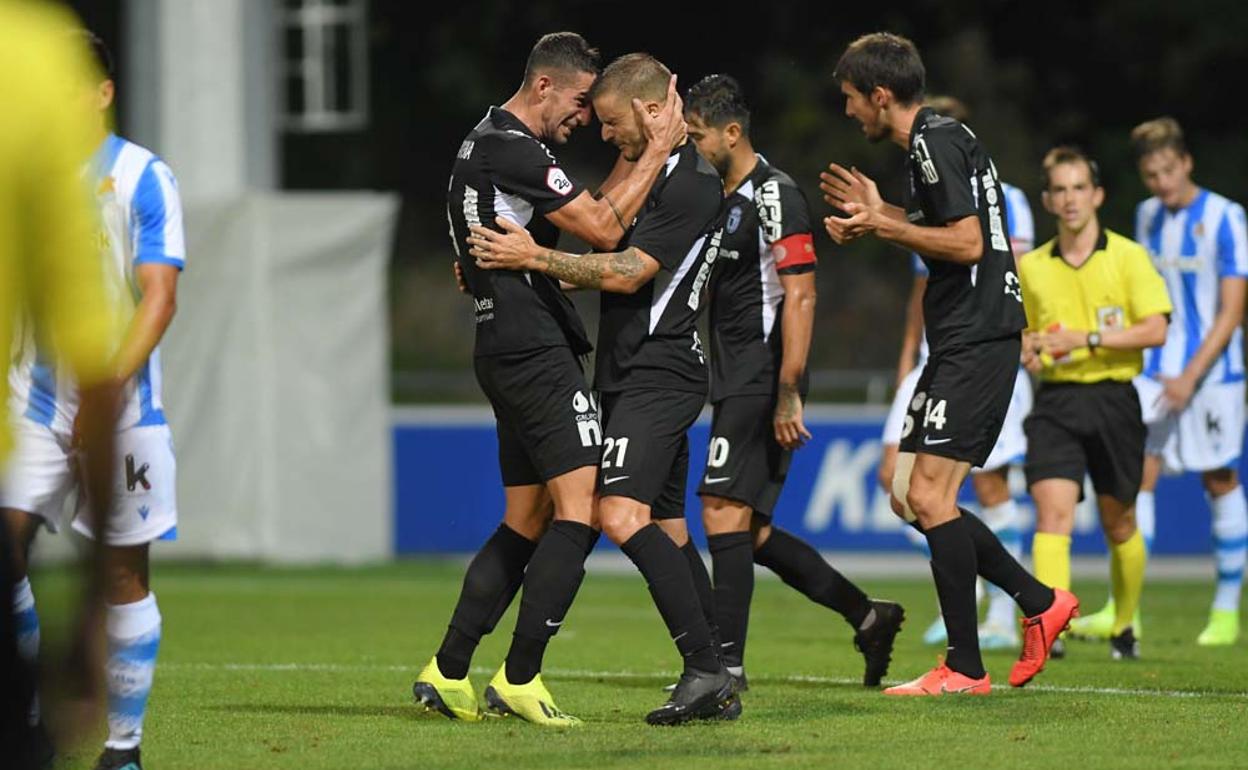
top-left (1024, 380), bottom-right (1145, 504)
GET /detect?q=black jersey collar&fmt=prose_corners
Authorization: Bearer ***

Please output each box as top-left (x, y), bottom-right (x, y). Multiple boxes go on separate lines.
top-left (1050, 226), bottom-right (1109, 258)
top-left (489, 106), bottom-right (536, 138)
top-left (910, 107), bottom-right (937, 150)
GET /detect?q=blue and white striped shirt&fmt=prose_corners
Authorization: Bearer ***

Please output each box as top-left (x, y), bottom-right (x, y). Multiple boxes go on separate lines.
top-left (9, 133), bottom-right (185, 432)
top-left (1136, 188), bottom-right (1248, 383)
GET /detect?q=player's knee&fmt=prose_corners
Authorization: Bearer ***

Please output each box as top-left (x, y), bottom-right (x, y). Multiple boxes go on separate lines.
top-left (701, 497), bottom-right (750, 535)
top-left (905, 481), bottom-right (946, 524)
top-left (1203, 467), bottom-right (1238, 497)
top-left (1103, 512), bottom-right (1137, 544)
top-left (598, 500), bottom-right (646, 544)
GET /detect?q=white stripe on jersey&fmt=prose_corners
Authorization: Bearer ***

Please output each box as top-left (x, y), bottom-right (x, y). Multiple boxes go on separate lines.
top-left (649, 235), bottom-right (706, 334)
top-left (1137, 189), bottom-right (1248, 382)
top-left (8, 134), bottom-right (185, 433)
top-left (758, 228), bottom-right (783, 342)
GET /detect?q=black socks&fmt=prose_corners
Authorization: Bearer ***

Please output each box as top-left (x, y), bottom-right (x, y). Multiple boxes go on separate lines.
top-left (923, 517), bottom-right (985, 679)
top-left (755, 527), bottom-right (871, 628)
top-left (707, 532), bottom-right (755, 668)
top-left (959, 508), bottom-right (1054, 617)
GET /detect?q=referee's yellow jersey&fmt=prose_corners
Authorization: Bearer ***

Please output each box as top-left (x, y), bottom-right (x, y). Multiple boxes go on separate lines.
top-left (1, 3), bottom-right (117, 463)
top-left (1019, 227), bottom-right (1172, 384)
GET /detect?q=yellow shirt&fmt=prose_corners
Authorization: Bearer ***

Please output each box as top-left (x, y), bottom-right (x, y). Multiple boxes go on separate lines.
top-left (1019, 227), bottom-right (1172, 383)
top-left (0, 4), bottom-right (118, 462)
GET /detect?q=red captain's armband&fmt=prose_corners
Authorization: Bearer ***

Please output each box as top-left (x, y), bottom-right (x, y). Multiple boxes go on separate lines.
top-left (773, 232), bottom-right (816, 272)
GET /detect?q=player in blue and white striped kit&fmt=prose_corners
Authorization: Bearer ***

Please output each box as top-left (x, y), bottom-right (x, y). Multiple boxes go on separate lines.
top-left (2, 33), bottom-right (183, 770)
top-left (879, 97), bottom-right (1035, 651)
top-left (1075, 118), bottom-right (1248, 647)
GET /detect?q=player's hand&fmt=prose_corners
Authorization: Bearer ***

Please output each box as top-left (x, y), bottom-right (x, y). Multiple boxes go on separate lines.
top-left (1159, 373), bottom-right (1197, 412)
top-left (452, 260), bottom-right (469, 294)
top-left (820, 164), bottom-right (883, 214)
top-left (823, 205), bottom-right (875, 244)
top-left (1021, 332), bottom-right (1044, 373)
top-left (774, 384), bottom-right (813, 450)
top-left (468, 218), bottom-right (540, 271)
top-left (637, 74), bottom-right (686, 152)
top-left (1038, 326), bottom-right (1086, 359)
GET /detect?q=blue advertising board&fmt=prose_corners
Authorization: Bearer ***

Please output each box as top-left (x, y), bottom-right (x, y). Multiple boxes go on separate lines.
top-left (393, 406), bottom-right (1223, 556)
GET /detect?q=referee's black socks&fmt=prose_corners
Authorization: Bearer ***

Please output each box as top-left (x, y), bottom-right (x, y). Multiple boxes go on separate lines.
top-left (505, 520), bottom-right (599, 685)
top-left (621, 524), bottom-right (720, 673)
top-left (754, 527), bottom-right (872, 629)
top-left (707, 531), bottom-right (755, 669)
top-left (924, 517), bottom-right (986, 680)
top-left (437, 523), bottom-right (536, 680)
top-left (959, 508), bottom-right (1055, 617)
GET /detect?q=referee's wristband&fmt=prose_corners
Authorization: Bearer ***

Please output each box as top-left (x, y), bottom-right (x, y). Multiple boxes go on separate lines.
top-left (1087, 331), bottom-right (1102, 350)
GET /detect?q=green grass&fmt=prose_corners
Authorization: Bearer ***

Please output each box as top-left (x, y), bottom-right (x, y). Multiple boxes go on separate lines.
top-left (30, 561), bottom-right (1248, 769)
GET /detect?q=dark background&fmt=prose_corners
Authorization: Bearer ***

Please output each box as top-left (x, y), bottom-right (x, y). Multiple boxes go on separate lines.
top-left (69, 0), bottom-right (1248, 400)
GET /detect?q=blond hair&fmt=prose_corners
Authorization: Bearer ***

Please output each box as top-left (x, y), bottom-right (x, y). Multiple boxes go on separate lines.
top-left (1130, 117), bottom-right (1188, 160)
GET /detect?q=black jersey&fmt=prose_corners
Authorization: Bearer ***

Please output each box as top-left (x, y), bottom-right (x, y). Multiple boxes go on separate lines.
top-left (904, 107), bottom-right (1027, 352)
top-left (708, 157), bottom-right (817, 403)
top-left (447, 107), bottom-right (592, 358)
top-left (593, 142), bottom-right (724, 394)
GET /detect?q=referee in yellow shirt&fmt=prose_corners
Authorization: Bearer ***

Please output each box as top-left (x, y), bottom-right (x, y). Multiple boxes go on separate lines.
top-left (1020, 146), bottom-right (1171, 661)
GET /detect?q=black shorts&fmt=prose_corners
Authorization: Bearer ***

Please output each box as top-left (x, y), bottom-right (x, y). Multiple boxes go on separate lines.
top-left (899, 336), bottom-right (1020, 467)
top-left (474, 346), bottom-right (601, 487)
top-left (1024, 380), bottom-right (1145, 504)
top-left (696, 394), bottom-right (793, 517)
top-left (598, 388), bottom-right (705, 520)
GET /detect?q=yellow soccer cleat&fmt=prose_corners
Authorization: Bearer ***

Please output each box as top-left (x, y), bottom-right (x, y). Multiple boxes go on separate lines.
top-left (1196, 609), bottom-right (1240, 646)
top-left (484, 668), bottom-right (582, 727)
top-left (412, 657), bottom-right (483, 721)
top-left (1068, 599), bottom-right (1143, 641)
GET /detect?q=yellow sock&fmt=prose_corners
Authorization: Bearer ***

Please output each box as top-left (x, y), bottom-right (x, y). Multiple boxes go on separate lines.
top-left (1110, 529), bottom-right (1146, 635)
top-left (1032, 532), bottom-right (1072, 591)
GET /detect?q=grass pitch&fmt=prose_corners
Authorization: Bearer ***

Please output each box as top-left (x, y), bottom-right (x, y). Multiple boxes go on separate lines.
top-left (30, 561), bottom-right (1248, 769)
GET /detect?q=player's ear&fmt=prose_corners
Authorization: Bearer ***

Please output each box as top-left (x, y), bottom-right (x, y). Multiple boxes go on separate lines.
top-left (870, 86), bottom-right (889, 108)
top-left (725, 122), bottom-right (741, 147)
top-left (533, 74), bottom-right (553, 100)
top-left (1041, 189), bottom-right (1055, 216)
top-left (1092, 186), bottom-right (1106, 209)
top-left (98, 79), bottom-right (115, 111)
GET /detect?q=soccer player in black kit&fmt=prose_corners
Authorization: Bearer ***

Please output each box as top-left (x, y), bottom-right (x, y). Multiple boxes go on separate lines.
top-left (471, 53), bottom-right (738, 724)
top-left (682, 74), bottom-right (904, 689)
top-left (418, 32), bottom-right (686, 726)
top-left (820, 33), bottom-right (1078, 694)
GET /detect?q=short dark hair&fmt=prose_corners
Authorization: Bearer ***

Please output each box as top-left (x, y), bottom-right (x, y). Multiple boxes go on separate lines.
top-left (1130, 117), bottom-right (1188, 161)
top-left (70, 29), bottom-right (114, 80)
top-left (1043, 145), bottom-right (1101, 188)
top-left (685, 74), bottom-right (751, 136)
top-left (833, 32), bottom-right (925, 105)
top-left (523, 32), bottom-right (599, 86)
top-left (589, 53), bottom-right (670, 104)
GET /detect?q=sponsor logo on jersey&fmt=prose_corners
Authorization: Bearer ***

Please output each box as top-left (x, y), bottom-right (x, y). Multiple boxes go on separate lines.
top-left (125, 454), bottom-right (152, 492)
top-left (546, 167), bottom-right (574, 196)
top-left (456, 140), bottom-right (474, 160)
top-left (914, 136), bottom-right (939, 185)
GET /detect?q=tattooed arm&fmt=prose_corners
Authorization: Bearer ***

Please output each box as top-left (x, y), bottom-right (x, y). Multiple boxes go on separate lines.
top-left (469, 216), bottom-right (659, 294)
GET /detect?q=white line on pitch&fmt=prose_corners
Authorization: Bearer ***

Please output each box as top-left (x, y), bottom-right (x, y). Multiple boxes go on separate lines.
top-left (160, 662), bottom-right (1248, 700)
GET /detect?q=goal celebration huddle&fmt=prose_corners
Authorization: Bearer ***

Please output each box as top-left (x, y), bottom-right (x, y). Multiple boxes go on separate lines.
top-left (423, 30), bottom-right (1248, 725)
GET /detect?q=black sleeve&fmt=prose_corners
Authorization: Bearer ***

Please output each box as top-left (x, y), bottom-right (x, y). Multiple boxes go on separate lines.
top-left (756, 178), bottom-right (813, 244)
top-left (489, 135), bottom-right (585, 216)
top-left (913, 128), bottom-right (977, 225)
top-left (628, 168), bottom-right (722, 270)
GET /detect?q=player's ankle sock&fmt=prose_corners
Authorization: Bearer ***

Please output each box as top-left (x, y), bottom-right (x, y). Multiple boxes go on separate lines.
top-left (1210, 487), bottom-right (1248, 612)
top-left (679, 540), bottom-right (722, 653)
top-left (437, 523), bottom-right (537, 679)
top-left (755, 527), bottom-right (870, 628)
top-left (707, 531), bottom-right (754, 668)
top-left (979, 502), bottom-right (1024, 627)
top-left (924, 518), bottom-right (984, 679)
top-left (505, 520), bottom-right (596, 685)
top-left (12, 576), bottom-right (40, 725)
top-left (1135, 490), bottom-right (1156, 553)
top-left (961, 509), bottom-right (1054, 617)
top-left (620, 524), bottom-right (718, 672)
top-left (105, 593), bottom-right (161, 751)
top-left (1032, 531), bottom-right (1072, 592)
top-left (1110, 529), bottom-right (1147, 635)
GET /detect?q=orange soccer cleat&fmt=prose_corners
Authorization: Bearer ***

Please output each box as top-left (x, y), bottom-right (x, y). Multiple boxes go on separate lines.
top-left (1010, 588), bottom-right (1080, 687)
top-left (883, 661), bottom-right (991, 696)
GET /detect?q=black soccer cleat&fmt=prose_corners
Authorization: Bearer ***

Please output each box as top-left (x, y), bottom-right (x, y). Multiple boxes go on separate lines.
top-left (645, 667), bottom-right (737, 726)
top-left (92, 747), bottom-right (142, 770)
top-left (854, 599), bottom-right (906, 687)
top-left (663, 667), bottom-right (747, 694)
top-left (1110, 628), bottom-right (1140, 660)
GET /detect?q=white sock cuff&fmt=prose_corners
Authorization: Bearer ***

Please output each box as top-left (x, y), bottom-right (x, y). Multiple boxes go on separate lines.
top-left (106, 593), bottom-right (161, 640)
top-left (980, 499), bottom-right (1020, 532)
top-left (13, 576), bottom-right (34, 613)
top-left (1135, 490), bottom-right (1156, 543)
top-left (1211, 487), bottom-right (1248, 540)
